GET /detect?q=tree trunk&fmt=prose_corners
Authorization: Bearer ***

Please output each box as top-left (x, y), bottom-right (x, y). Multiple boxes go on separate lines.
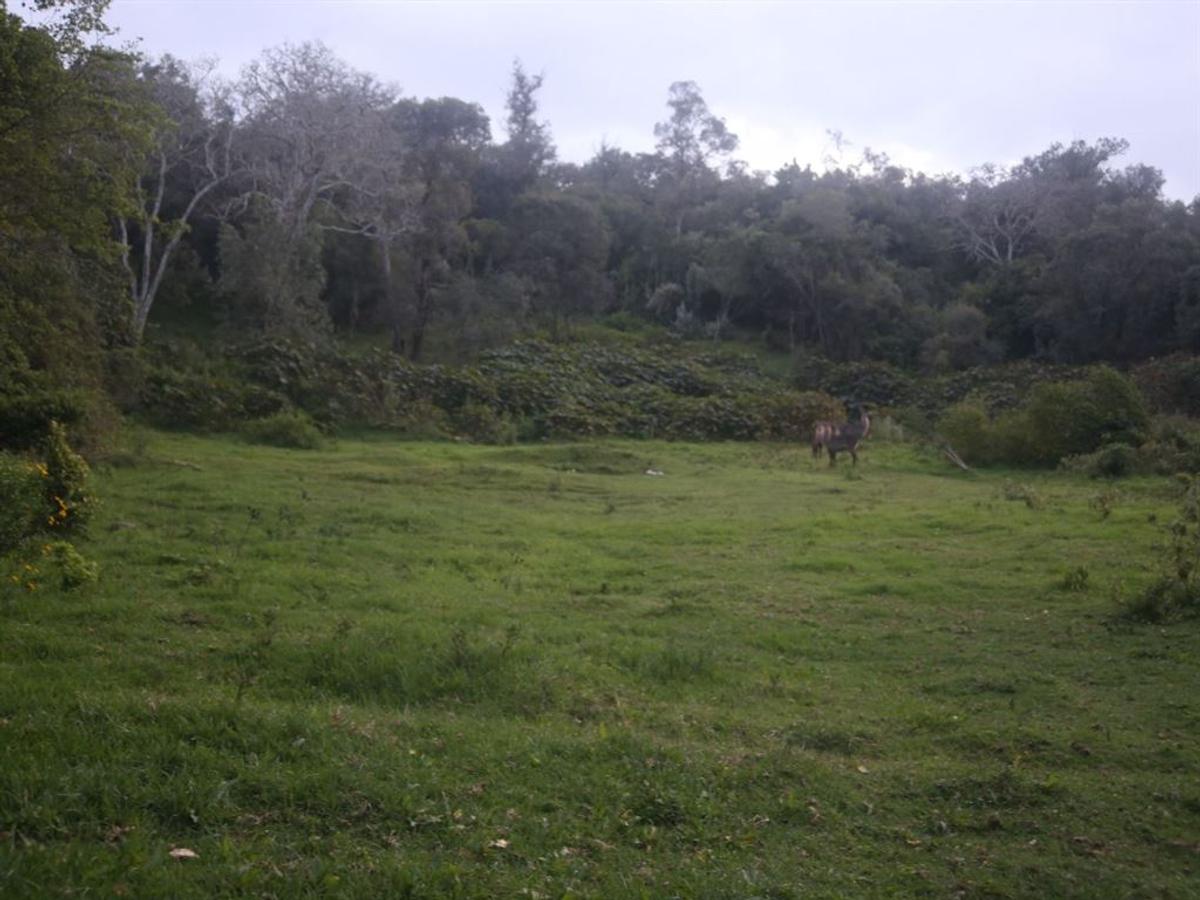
top-left (379, 244), bottom-right (406, 355)
top-left (408, 256), bottom-right (431, 361)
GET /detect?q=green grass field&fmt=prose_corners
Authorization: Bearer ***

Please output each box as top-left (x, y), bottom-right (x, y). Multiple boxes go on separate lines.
top-left (2, 432), bottom-right (1197, 898)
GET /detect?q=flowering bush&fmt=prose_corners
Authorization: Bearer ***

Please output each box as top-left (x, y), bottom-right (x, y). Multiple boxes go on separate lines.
top-left (0, 421), bottom-right (97, 594)
top-left (42, 421), bottom-right (96, 533)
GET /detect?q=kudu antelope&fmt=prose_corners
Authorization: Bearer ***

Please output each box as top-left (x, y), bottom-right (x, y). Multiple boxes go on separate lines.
top-left (812, 411), bottom-right (871, 466)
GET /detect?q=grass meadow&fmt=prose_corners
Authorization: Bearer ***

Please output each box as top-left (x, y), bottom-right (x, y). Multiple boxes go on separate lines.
top-left (1, 431), bottom-right (1197, 898)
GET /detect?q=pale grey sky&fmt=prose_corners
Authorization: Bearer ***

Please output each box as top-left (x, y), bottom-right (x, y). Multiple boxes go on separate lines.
top-left (100, 0), bottom-right (1200, 199)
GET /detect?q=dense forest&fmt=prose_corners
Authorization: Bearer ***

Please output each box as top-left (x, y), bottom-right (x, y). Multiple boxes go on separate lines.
top-left (3, 0), bottom-right (1200, 451)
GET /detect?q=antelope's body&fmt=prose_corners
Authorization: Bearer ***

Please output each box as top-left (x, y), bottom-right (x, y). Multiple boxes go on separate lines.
top-left (812, 413), bottom-right (871, 466)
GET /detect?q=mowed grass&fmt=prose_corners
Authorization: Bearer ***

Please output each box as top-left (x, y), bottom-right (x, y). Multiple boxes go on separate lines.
top-left (2, 431), bottom-right (1198, 898)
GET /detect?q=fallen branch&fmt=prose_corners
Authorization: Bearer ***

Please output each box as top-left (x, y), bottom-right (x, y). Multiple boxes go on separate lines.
top-left (941, 444), bottom-right (971, 472)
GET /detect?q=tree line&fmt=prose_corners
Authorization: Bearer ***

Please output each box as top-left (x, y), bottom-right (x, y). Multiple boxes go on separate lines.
top-left (4, 0), bottom-right (1200, 404)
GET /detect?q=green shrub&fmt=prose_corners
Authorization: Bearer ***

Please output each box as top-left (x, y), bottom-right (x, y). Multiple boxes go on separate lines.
top-left (936, 402), bottom-right (995, 464)
top-left (242, 410), bottom-right (324, 450)
top-left (1000, 480), bottom-right (1043, 509)
top-left (48, 540), bottom-right (99, 590)
top-left (1023, 367), bottom-right (1150, 462)
top-left (1062, 444), bottom-right (1140, 479)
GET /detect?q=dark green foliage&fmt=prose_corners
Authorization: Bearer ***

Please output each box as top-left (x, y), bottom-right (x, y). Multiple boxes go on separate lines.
top-left (0, 383), bottom-right (93, 451)
top-left (1022, 367), bottom-right (1150, 461)
top-left (0, 241), bottom-right (126, 454)
top-left (0, 4), bottom-right (163, 454)
top-left (241, 410), bottom-right (324, 450)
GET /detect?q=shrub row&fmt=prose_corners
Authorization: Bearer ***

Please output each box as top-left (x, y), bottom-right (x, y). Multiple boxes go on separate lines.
top-left (128, 336), bottom-right (1200, 455)
top-left (138, 338), bottom-right (844, 444)
top-left (795, 352), bottom-right (1200, 422)
top-left (793, 355), bottom-right (1091, 416)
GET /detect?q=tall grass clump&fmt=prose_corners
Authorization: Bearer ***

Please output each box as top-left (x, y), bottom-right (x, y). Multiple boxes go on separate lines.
top-left (1119, 474), bottom-right (1200, 622)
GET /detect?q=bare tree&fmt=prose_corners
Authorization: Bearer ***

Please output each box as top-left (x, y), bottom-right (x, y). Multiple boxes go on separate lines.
top-left (221, 42), bottom-right (397, 331)
top-left (117, 57), bottom-right (239, 340)
top-left (952, 166), bottom-right (1042, 266)
top-left (325, 106), bottom-right (422, 352)
top-left (235, 43), bottom-right (394, 237)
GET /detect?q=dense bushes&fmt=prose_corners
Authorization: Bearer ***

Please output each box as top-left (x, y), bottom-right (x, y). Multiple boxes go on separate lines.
top-left (1132, 355), bottom-right (1200, 417)
top-left (131, 333), bottom-right (1197, 459)
top-left (936, 367), bottom-right (1151, 467)
top-left (1061, 418), bottom-right (1200, 478)
top-left (140, 367), bottom-right (287, 431)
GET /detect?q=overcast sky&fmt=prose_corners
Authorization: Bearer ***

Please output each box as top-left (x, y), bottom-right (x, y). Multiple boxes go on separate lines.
top-left (99, 0), bottom-right (1200, 199)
